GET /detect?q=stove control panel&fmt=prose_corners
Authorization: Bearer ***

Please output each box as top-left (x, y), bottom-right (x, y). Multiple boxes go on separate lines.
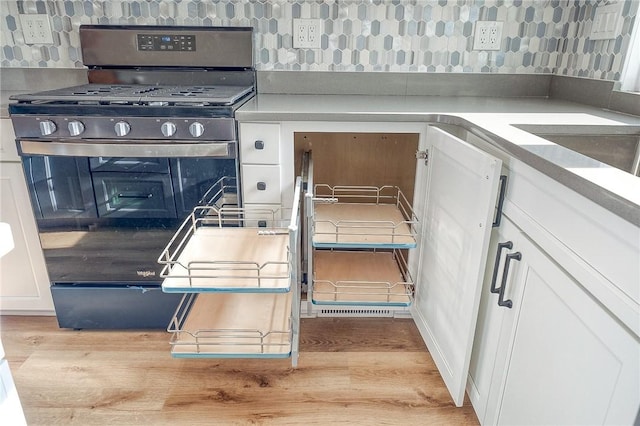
top-left (137, 34), bottom-right (196, 52)
top-left (12, 116), bottom-right (237, 141)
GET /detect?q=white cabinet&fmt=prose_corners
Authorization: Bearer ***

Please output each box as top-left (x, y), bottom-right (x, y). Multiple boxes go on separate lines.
top-left (470, 215), bottom-right (640, 425)
top-left (241, 122), bottom-right (502, 406)
top-left (0, 120), bottom-right (53, 313)
top-left (239, 123), bottom-right (283, 209)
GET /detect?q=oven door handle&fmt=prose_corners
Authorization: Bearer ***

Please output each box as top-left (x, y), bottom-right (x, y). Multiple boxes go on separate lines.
top-left (18, 139), bottom-right (235, 158)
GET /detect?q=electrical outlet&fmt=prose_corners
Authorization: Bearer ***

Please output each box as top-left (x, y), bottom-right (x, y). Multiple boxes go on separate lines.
top-left (293, 18), bottom-right (322, 49)
top-left (20, 14), bottom-right (54, 44)
top-left (473, 21), bottom-right (503, 51)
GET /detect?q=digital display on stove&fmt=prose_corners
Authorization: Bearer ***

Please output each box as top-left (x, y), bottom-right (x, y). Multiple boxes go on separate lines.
top-left (137, 34), bottom-right (196, 52)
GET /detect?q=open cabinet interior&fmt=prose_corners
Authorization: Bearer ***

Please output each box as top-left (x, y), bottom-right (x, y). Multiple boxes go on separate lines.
top-left (294, 132), bottom-right (420, 310)
top-left (159, 124), bottom-right (502, 406)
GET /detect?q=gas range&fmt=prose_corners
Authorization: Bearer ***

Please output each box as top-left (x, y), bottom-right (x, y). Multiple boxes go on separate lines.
top-left (7, 25), bottom-right (255, 329)
top-left (10, 25), bottom-right (255, 142)
top-left (10, 83), bottom-right (254, 141)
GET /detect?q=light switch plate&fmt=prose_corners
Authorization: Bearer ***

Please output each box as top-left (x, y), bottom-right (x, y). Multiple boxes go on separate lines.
top-left (590, 3), bottom-right (623, 40)
top-left (20, 14), bottom-right (54, 44)
top-left (473, 21), bottom-right (503, 51)
top-left (293, 18), bottom-right (322, 49)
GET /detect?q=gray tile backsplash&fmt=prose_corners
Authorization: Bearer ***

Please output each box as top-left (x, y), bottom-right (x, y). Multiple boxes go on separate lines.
top-left (0, 0), bottom-right (637, 83)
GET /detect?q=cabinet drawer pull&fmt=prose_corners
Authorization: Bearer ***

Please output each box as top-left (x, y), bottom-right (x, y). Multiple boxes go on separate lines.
top-left (492, 175), bottom-right (508, 227)
top-left (490, 241), bottom-right (513, 294)
top-left (256, 181), bottom-right (267, 191)
top-left (498, 252), bottom-right (521, 309)
top-left (254, 140), bottom-right (264, 150)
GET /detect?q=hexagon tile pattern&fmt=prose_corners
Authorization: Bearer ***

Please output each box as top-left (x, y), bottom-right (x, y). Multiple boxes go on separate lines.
top-left (0, 0), bottom-right (637, 81)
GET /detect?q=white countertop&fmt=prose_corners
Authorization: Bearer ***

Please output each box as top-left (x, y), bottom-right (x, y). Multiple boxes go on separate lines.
top-left (237, 94), bottom-right (640, 226)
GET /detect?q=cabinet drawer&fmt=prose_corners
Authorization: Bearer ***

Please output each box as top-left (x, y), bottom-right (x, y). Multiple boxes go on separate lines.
top-left (240, 123), bottom-right (280, 165)
top-left (241, 165), bottom-right (281, 204)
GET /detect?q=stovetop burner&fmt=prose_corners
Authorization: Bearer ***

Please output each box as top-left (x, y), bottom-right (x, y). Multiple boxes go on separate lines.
top-left (13, 84), bottom-right (254, 107)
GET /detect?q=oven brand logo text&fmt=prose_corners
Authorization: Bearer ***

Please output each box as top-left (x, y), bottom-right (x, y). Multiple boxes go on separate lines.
top-left (137, 270), bottom-right (156, 277)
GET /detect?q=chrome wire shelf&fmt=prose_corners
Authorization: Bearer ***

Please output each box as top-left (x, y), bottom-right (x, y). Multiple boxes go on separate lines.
top-left (312, 185), bottom-right (419, 249)
top-left (312, 249), bottom-right (414, 307)
top-left (168, 293), bottom-right (293, 358)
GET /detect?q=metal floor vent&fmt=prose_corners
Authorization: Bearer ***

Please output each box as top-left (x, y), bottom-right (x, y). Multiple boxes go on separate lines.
top-left (317, 308), bottom-right (393, 317)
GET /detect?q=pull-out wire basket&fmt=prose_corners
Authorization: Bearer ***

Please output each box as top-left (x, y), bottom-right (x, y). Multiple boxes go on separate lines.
top-left (312, 185), bottom-right (419, 249)
top-left (158, 205), bottom-right (293, 293)
top-left (312, 249), bottom-right (414, 306)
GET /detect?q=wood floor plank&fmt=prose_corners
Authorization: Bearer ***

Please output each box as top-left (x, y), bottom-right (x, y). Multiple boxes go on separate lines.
top-left (1, 315), bottom-right (478, 425)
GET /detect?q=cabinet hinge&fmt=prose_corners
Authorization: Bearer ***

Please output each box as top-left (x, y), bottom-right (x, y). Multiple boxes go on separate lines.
top-left (416, 149), bottom-right (428, 165)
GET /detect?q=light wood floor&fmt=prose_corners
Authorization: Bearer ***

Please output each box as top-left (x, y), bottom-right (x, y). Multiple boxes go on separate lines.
top-left (1, 315), bottom-right (479, 425)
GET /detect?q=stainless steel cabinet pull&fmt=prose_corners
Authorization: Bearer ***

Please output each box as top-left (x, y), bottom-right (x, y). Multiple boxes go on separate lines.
top-left (492, 175), bottom-right (508, 227)
top-left (497, 252), bottom-right (522, 309)
top-left (256, 182), bottom-right (267, 191)
top-left (254, 140), bottom-right (264, 150)
top-left (490, 241), bottom-right (513, 294)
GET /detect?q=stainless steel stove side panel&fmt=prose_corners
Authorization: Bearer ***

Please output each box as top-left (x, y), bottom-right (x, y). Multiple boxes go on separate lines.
top-left (80, 25), bottom-right (253, 68)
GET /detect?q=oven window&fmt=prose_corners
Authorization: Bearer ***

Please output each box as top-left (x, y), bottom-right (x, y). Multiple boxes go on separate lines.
top-left (22, 155), bottom-right (238, 284)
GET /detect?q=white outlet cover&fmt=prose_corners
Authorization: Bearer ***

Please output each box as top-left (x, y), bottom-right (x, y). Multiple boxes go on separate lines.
top-left (473, 21), bottom-right (503, 51)
top-left (293, 18), bottom-right (322, 49)
top-left (20, 14), bottom-right (54, 45)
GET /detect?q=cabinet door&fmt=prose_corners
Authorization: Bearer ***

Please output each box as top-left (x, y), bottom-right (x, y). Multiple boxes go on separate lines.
top-left (467, 215), bottom-right (523, 423)
top-left (412, 126), bottom-right (502, 407)
top-left (0, 163), bottom-right (53, 312)
top-left (494, 233), bottom-right (640, 425)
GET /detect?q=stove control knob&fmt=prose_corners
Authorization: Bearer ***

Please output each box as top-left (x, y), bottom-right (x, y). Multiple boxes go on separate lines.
top-left (68, 120), bottom-right (85, 137)
top-left (189, 122), bottom-right (205, 138)
top-left (114, 121), bottom-right (131, 137)
top-left (161, 122), bottom-right (177, 137)
top-left (39, 120), bottom-right (57, 136)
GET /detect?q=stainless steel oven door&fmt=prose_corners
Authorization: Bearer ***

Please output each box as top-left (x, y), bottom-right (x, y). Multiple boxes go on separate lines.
top-left (16, 138), bottom-right (238, 328)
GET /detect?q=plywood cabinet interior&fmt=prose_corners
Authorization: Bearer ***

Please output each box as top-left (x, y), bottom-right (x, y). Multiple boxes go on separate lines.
top-left (294, 132), bottom-right (418, 204)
